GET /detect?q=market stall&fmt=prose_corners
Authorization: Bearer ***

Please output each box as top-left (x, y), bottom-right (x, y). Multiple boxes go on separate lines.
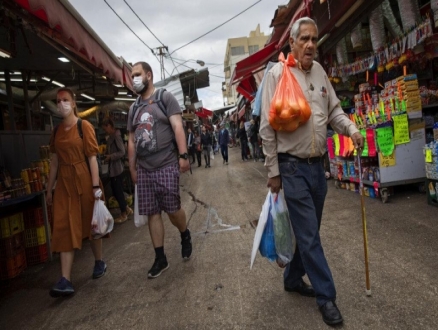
top-left (0, 0), bottom-right (132, 280)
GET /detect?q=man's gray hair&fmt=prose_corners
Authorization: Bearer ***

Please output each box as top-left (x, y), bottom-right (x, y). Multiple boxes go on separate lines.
top-left (290, 17), bottom-right (318, 39)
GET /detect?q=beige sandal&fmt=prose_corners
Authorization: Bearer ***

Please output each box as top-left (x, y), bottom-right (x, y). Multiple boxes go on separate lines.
top-left (114, 215), bottom-right (128, 223)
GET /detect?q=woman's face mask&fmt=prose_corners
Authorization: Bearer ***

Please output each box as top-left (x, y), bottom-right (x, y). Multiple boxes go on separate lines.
top-left (57, 101), bottom-right (72, 117)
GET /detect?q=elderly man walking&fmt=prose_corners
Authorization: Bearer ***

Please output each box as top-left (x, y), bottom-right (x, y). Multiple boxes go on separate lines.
top-left (260, 17), bottom-right (363, 326)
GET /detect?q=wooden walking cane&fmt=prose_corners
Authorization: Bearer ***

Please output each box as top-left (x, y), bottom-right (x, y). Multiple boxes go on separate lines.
top-left (357, 152), bottom-right (371, 296)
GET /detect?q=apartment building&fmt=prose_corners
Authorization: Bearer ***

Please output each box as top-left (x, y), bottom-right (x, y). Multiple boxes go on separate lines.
top-left (223, 24), bottom-right (269, 106)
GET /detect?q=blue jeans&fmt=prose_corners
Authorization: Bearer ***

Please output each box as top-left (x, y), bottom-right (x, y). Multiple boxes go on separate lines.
top-left (279, 157), bottom-right (336, 307)
top-left (220, 144), bottom-right (228, 162)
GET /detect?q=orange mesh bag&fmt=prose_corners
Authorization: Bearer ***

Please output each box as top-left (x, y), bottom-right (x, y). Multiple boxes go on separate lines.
top-left (269, 53), bottom-right (311, 131)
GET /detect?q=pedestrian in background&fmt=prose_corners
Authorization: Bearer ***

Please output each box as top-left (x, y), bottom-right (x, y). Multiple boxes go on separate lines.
top-left (127, 61), bottom-right (192, 279)
top-left (236, 121), bottom-right (249, 161)
top-left (259, 17), bottom-right (364, 326)
top-left (101, 118), bottom-right (133, 223)
top-left (194, 131), bottom-right (202, 167)
top-left (200, 126), bottom-right (212, 168)
top-left (248, 119), bottom-right (261, 162)
top-left (218, 123), bottom-right (229, 165)
top-left (46, 87), bottom-right (107, 297)
top-left (187, 128), bottom-right (195, 164)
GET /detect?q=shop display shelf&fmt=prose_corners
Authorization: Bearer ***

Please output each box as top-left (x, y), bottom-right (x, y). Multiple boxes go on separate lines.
top-left (23, 206), bottom-right (51, 228)
top-left (0, 232), bottom-right (25, 259)
top-left (24, 225), bottom-right (47, 247)
top-left (25, 243), bottom-right (48, 266)
top-left (0, 248), bottom-right (27, 280)
top-left (0, 213), bottom-right (24, 239)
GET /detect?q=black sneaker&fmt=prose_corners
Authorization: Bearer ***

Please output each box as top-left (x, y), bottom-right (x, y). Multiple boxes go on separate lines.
top-left (49, 277), bottom-right (75, 297)
top-left (92, 260), bottom-right (107, 279)
top-left (181, 234), bottom-right (192, 260)
top-left (148, 256), bottom-right (169, 279)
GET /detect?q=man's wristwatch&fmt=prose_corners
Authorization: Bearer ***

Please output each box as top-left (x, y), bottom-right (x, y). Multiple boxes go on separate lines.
top-left (179, 153), bottom-right (189, 160)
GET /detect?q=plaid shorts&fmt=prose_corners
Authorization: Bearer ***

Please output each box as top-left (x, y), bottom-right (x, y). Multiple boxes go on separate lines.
top-left (137, 163), bottom-right (181, 216)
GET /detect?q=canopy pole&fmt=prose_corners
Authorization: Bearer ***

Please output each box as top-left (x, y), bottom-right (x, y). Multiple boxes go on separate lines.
top-left (21, 71), bottom-right (32, 130)
top-left (4, 71), bottom-right (16, 131)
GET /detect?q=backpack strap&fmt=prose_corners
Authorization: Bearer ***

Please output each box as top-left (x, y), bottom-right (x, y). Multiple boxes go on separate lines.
top-left (131, 96), bottom-right (143, 125)
top-left (77, 118), bottom-right (83, 139)
top-left (154, 88), bottom-right (167, 117)
top-left (53, 124), bottom-right (60, 138)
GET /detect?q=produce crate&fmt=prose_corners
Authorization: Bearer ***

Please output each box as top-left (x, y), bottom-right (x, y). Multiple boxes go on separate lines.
top-left (25, 243), bottom-right (48, 265)
top-left (0, 213), bottom-right (24, 239)
top-left (0, 232), bottom-right (25, 259)
top-left (0, 248), bottom-right (27, 280)
top-left (23, 205), bottom-right (52, 228)
top-left (24, 226), bottom-right (47, 247)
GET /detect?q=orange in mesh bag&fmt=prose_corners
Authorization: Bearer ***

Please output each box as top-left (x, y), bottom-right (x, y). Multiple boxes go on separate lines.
top-left (269, 53), bottom-right (311, 132)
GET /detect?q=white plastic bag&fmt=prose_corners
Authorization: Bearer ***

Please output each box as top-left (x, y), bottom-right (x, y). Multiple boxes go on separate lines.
top-left (210, 147), bottom-right (214, 160)
top-left (134, 185), bottom-right (148, 227)
top-left (250, 191), bottom-right (272, 269)
top-left (91, 200), bottom-right (114, 239)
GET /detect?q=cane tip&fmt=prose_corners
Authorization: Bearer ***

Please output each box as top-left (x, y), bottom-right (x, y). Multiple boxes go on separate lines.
top-left (366, 289), bottom-right (372, 297)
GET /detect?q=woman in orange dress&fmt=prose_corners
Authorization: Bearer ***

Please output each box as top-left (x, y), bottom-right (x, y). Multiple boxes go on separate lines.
top-left (46, 87), bottom-right (107, 297)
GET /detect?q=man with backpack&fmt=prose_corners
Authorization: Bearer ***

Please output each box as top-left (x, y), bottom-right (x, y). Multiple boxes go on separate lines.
top-left (127, 62), bottom-right (192, 279)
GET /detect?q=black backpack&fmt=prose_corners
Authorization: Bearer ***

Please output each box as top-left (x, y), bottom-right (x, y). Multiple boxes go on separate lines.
top-left (53, 118), bottom-right (103, 175)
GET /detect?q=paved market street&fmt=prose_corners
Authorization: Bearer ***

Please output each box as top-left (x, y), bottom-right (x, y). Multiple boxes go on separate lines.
top-left (1, 147), bottom-right (437, 330)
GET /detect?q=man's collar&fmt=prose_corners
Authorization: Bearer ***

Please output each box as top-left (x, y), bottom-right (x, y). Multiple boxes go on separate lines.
top-left (297, 61), bottom-right (313, 73)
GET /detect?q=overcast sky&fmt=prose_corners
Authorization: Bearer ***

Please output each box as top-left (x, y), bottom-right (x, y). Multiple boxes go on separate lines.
top-left (68, 0), bottom-right (288, 109)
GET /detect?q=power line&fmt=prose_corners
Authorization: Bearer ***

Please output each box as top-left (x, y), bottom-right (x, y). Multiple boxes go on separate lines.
top-left (123, 0), bottom-right (180, 78)
top-left (123, 0), bottom-right (165, 47)
top-left (171, 57), bottom-right (222, 66)
top-left (170, 0), bottom-right (263, 55)
top-left (103, 0), bottom-right (154, 53)
top-left (103, 0), bottom-right (172, 77)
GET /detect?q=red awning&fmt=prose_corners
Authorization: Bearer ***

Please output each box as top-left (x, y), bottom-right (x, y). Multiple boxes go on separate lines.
top-left (195, 108), bottom-right (213, 118)
top-left (238, 107), bottom-right (246, 119)
top-left (276, 0), bottom-right (313, 50)
top-left (231, 41), bottom-right (279, 84)
top-left (236, 76), bottom-right (257, 102)
top-left (14, 0), bottom-right (126, 85)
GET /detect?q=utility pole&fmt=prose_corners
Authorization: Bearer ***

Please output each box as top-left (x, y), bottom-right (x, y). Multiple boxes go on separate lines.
top-left (155, 46), bottom-right (168, 80)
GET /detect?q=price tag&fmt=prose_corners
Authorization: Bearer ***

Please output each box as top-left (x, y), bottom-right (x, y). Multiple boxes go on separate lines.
top-left (425, 149), bottom-right (433, 163)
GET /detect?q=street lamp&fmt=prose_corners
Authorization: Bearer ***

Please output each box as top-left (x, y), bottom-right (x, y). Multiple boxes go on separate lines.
top-left (169, 58), bottom-right (205, 76)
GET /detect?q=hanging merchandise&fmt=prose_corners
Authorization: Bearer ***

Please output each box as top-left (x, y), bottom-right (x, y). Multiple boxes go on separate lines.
top-left (382, 0), bottom-right (403, 38)
top-left (369, 6), bottom-right (385, 52)
top-left (336, 37), bottom-right (349, 82)
top-left (351, 23), bottom-right (363, 49)
top-left (336, 37), bottom-right (348, 65)
top-left (397, 0), bottom-right (420, 31)
top-left (330, 19), bottom-right (433, 78)
top-left (432, 0), bottom-right (438, 28)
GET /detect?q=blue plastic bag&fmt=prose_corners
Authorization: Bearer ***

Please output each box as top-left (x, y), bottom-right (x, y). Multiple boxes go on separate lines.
top-left (271, 193), bottom-right (295, 265)
top-left (259, 202), bottom-right (277, 262)
top-left (252, 62), bottom-right (276, 117)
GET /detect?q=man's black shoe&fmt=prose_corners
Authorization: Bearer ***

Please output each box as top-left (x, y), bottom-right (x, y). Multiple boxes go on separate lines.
top-left (319, 301), bottom-right (343, 326)
top-left (148, 256), bottom-right (169, 279)
top-left (284, 279), bottom-right (316, 297)
top-left (181, 234), bottom-right (192, 260)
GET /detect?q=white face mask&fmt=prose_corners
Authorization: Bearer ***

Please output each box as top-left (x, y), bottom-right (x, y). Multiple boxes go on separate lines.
top-left (132, 76), bottom-right (146, 94)
top-left (57, 101), bottom-right (72, 117)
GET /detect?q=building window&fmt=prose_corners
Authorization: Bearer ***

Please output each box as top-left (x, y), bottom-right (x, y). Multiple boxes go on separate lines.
top-left (248, 45), bottom-right (259, 55)
top-left (231, 46), bottom-right (245, 56)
